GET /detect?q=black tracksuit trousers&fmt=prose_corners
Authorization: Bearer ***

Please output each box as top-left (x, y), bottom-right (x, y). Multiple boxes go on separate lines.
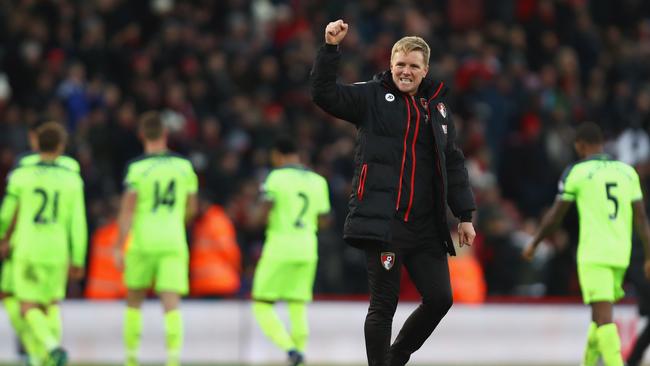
top-left (625, 256), bottom-right (650, 366)
top-left (363, 244), bottom-right (452, 366)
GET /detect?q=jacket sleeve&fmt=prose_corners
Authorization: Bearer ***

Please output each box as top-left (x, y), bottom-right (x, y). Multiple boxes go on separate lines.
top-left (310, 44), bottom-right (367, 125)
top-left (444, 108), bottom-right (476, 221)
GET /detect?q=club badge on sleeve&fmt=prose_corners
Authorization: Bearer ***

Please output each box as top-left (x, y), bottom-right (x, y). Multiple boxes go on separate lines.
top-left (436, 102), bottom-right (447, 118)
top-left (380, 252), bottom-right (395, 271)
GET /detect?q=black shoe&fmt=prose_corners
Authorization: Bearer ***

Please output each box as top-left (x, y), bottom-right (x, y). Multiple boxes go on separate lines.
top-left (48, 347), bottom-right (68, 366)
top-left (287, 349), bottom-right (304, 366)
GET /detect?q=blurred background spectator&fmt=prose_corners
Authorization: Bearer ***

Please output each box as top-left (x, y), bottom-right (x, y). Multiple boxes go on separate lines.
top-left (189, 191), bottom-right (241, 298)
top-left (1, 0), bottom-right (650, 300)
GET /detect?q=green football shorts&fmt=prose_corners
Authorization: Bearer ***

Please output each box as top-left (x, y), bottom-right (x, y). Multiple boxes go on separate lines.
top-left (1, 258), bottom-right (14, 294)
top-left (124, 250), bottom-right (188, 295)
top-left (252, 258), bottom-right (317, 302)
top-left (13, 259), bottom-right (67, 304)
top-left (577, 263), bottom-right (626, 304)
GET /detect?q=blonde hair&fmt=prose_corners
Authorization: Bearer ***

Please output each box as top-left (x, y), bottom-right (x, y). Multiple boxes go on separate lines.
top-left (391, 36), bottom-right (430, 65)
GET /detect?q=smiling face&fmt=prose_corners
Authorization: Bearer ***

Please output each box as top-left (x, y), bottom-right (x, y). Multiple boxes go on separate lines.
top-left (390, 50), bottom-right (429, 96)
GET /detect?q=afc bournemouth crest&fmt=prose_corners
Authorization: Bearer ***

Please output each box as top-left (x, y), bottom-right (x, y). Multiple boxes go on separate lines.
top-left (436, 102), bottom-right (447, 118)
top-left (380, 252), bottom-right (396, 271)
top-left (420, 98), bottom-right (428, 109)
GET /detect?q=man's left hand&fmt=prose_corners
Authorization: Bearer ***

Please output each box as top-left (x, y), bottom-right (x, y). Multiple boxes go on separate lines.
top-left (458, 222), bottom-right (476, 247)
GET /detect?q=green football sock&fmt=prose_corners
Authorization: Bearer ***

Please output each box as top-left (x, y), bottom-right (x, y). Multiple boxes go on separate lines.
top-left (4, 296), bottom-right (25, 333)
top-left (124, 307), bottom-right (143, 359)
top-left (583, 322), bottom-right (600, 366)
top-left (596, 323), bottom-right (624, 366)
top-left (25, 308), bottom-right (57, 352)
top-left (288, 302), bottom-right (309, 352)
top-left (47, 303), bottom-right (62, 343)
top-left (252, 301), bottom-right (295, 351)
top-left (23, 330), bottom-right (47, 366)
top-left (3, 298), bottom-right (45, 364)
top-left (164, 310), bottom-right (183, 360)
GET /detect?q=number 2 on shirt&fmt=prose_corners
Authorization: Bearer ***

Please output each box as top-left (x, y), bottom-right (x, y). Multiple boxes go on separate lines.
top-left (294, 192), bottom-right (309, 228)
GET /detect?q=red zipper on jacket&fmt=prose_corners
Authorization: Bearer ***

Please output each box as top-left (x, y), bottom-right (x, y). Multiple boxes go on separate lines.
top-left (396, 96), bottom-right (411, 210)
top-left (357, 163), bottom-right (368, 201)
top-left (396, 82), bottom-right (443, 219)
top-left (404, 96), bottom-right (421, 222)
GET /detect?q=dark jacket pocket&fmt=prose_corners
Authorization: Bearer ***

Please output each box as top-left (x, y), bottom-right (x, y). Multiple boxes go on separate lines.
top-left (351, 162), bottom-right (397, 219)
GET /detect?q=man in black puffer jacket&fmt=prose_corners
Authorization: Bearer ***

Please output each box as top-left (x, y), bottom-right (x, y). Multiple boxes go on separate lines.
top-left (311, 19), bottom-right (477, 366)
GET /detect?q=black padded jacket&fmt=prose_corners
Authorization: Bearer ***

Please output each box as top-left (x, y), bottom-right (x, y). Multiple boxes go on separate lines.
top-left (311, 44), bottom-right (476, 255)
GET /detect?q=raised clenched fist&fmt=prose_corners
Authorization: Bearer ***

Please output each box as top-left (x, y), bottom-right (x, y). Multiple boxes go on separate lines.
top-left (325, 19), bottom-right (349, 45)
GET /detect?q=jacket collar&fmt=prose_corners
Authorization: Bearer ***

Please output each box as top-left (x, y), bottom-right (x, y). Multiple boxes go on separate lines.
top-left (374, 70), bottom-right (447, 100)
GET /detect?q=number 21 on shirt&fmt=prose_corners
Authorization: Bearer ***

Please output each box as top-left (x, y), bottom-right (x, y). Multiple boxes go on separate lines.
top-left (33, 187), bottom-right (60, 224)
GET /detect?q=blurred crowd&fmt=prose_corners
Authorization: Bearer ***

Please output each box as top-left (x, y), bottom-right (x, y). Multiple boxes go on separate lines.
top-left (1, 0), bottom-right (650, 299)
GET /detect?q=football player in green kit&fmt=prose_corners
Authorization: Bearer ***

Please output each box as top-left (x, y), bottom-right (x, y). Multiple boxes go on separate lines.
top-left (524, 122), bottom-right (650, 366)
top-left (252, 137), bottom-right (331, 366)
top-left (0, 122), bottom-right (87, 366)
top-left (114, 111), bottom-right (198, 366)
top-left (0, 120), bottom-right (80, 366)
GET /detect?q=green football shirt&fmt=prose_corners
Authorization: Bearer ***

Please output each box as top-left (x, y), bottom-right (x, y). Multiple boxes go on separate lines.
top-left (16, 152), bottom-right (80, 173)
top-left (261, 165), bottom-right (330, 262)
top-left (4, 162), bottom-right (87, 266)
top-left (124, 152), bottom-right (198, 254)
top-left (1, 154), bottom-right (80, 239)
top-left (559, 154), bottom-right (643, 267)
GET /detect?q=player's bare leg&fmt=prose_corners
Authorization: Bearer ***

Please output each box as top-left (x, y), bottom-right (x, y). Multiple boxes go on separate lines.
top-left (590, 301), bottom-right (623, 366)
top-left (160, 291), bottom-right (183, 366)
top-left (592, 301), bottom-right (613, 325)
top-left (124, 289), bottom-right (147, 366)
